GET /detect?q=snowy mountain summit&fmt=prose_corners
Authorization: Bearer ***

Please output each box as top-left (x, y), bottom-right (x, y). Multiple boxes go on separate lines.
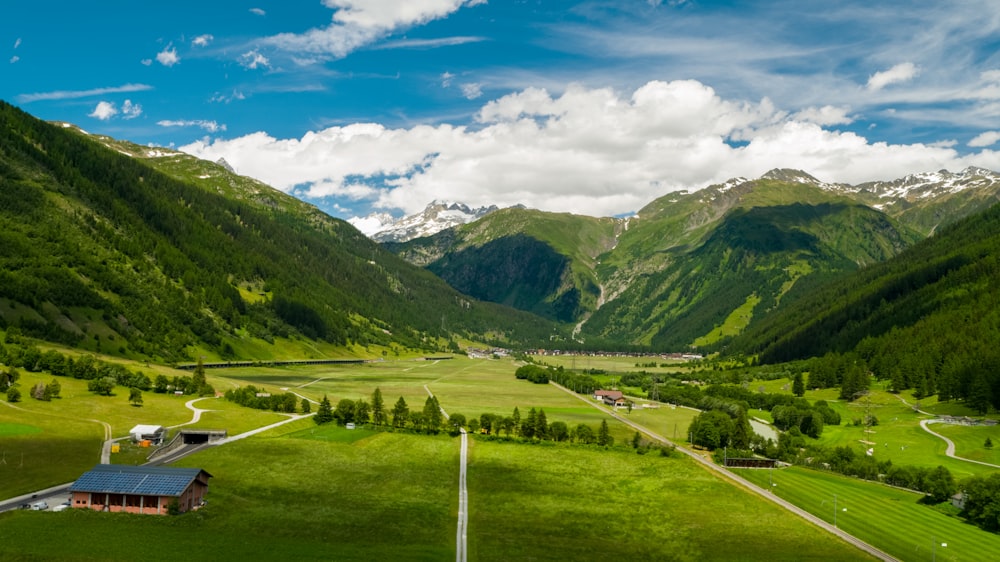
top-left (350, 201), bottom-right (501, 242)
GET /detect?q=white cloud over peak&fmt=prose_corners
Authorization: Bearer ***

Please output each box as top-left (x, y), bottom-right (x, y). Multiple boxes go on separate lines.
top-left (158, 119), bottom-right (227, 133)
top-left (156, 45), bottom-right (180, 67)
top-left (264, 0), bottom-right (484, 59)
top-left (969, 131), bottom-right (1000, 148)
top-left (866, 62), bottom-right (919, 91)
top-left (192, 34), bottom-right (214, 47)
top-left (179, 79), bottom-right (1000, 218)
top-left (88, 101), bottom-right (118, 120)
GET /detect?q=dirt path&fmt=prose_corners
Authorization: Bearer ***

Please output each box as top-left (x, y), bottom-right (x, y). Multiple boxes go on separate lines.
top-left (168, 397), bottom-right (216, 429)
top-left (549, 381), bottom-right (897, 562)
top-left (919, 419), bottom-right (1000, 469)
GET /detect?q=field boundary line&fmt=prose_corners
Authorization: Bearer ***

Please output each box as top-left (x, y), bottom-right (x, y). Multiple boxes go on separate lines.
top-left (549, 381), bottom-right (898, 562)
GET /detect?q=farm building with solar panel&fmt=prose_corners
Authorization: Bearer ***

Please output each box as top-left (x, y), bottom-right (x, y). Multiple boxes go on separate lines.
top-left (69, 464), bottom-right (211, 515)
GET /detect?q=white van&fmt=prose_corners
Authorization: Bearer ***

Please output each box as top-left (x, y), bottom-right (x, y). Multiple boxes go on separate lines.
top-left (30, 501), bottom-right (48, 511)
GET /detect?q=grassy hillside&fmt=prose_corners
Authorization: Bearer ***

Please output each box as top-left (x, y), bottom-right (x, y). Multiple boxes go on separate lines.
top-left (0, 102), bottom-right (557, 361)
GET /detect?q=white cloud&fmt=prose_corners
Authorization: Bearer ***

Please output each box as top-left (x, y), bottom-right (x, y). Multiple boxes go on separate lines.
top-left (9, 56), bottom-right (18, 64)
top-left (440, 72), bottom-right (455, 88)
top-left (239, 49), bottom-right (270, 69)
top-left (867, 62), bottom-right (919, 91)
top-left (141, 58), bottom-right (153, 66)
top-left (17, 83), bottom-right (153, 103)
top-left (88, 101), bottom-right (118, 120)
top-left (121, 99), bottom-right (142, 119)
top-left (264, 0), bottom-right (484, 59)
top-left (158, 119), bottom-right (227, 133)
top-left (250, 7), bottom-right (266, 16)
top-left (156, 45), bottom-right (180, 67)
top-left (192, 34), bottom-right (214, 47)
top-left (210, 90), bottom-right (246, 104)
top-left (180, 79), bottom-right (999, 218)
top-left (791, 106), bottom-right (853, 126)
top-left (14, 38), bottom-right (21, 49)
top-left (969, 131), bottom-right (1000, 148)
top-left (460, 83), bottom-right (483, 100)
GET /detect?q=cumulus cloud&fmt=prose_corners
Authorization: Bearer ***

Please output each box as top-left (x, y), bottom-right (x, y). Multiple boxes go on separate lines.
top-left (867, 62), bottom-right (919, 91)
top-left (250, 7), bottom-right (266, 16)
top-left (9, 56), bottom-right (18, 64)
top-left (441, 72), bottom-right (455, 88)
top-left (121, 99), bottom-right (142, 119)
top-left (791, 106), bottom-right (853, 126)
top-left (88, 101), bottom-right (118, 120)
top-left (264, 0), bottom-right (484, 59)
top-left (192, 34), bottom-right (214, 47)
top-left (969, 131), bottom-right (1000, 147)
top-left (179, 79), bottom-right (999, 218)
top-left (239, 49), bottom-right (270, 69)
top-left (141, 58), bottom-right (153, 66)
top-left (156, 45), bottom-right (180, 67)
top-left (158, 119), bottom-right (227, 133)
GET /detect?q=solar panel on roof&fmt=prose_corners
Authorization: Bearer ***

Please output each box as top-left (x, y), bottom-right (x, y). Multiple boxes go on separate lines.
top-left (70, 464), bottom-right (208, 497)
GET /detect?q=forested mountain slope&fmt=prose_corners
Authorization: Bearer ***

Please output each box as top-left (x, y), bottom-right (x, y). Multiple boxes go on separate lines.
top-left (387, 208), bottom-right (621, 323)
top-left (728, 198), bottom-right (1000, 410)
top-left (580, 178), bottom-right (920, 348)
top-left (0, 102), bottom-right (555, 361)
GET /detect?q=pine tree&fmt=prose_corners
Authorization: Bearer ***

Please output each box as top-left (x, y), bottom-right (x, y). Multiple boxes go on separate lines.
top-left (597, 419), bottom-right (613, 446)
top-left (522, 408), bottom-right (537, 439)
top-left (391, 396), bottom-right (409, 428)
top-left (534, 409), bottom-right (548, 439)
top-left (985, 437), bottom-right (993, 450)
top-left (792, 372), bottom-right (805, 397)
top-left (512, 407), bottom-right (521, 436)
top-left (192, 357), bottom-right (206, 394)
top-left (301, 398), bottom-right (311, 414)
top-left (423, 396), bottom-right (442, 434)
top-left (371, 387), bottom-right (386, 426)
top-left (315, 395), bottom-right (334, 424)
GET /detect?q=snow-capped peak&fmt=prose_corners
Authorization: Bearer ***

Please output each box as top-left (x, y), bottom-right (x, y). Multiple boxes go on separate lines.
top-left (351, 201), bottom-right (502, 242)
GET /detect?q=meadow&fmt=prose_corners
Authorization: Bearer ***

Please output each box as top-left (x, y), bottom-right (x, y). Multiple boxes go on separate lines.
top-left (735, 466), bottom-right (1000, 561)
top-left (0, 421), bottom-right (871, 561)
top-left (212, 357), bottom-right (644, 442)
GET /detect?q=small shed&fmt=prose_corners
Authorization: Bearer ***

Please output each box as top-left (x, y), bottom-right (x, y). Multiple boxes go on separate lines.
top-left (129, 424), bottom-right (166, 445)
top-left (70, 464), bottom-right (212, 515)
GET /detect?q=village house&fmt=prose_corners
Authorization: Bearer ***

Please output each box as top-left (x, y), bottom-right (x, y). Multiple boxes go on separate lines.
top-left (594, 389), bottom-right (627, 407)
top-left (69, 464), bottom-right (211, 515)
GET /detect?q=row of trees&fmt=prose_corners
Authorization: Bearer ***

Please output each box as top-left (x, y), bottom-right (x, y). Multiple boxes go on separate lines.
top-left (225, 385), bottom-right (300, 414)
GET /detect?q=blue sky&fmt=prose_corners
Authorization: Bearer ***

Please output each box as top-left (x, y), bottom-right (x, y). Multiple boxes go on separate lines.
top-left (4, 1), bottom-right (1000, 226)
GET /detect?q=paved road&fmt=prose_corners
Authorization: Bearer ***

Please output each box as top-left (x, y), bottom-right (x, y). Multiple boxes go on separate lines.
top-left (424, 385), bottom-right (466, 560)
top-left (550, 382), bottom-right (898, 562)
top-left (920, 419), bottom-right (1000, 469)
top-left (456, 428), bottom-right (469, 562)
top-left (213, 412), bottom-right (314, 445)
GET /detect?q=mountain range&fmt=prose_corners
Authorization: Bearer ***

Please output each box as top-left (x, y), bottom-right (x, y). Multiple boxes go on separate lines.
top-left (5, 99), bottom-right (1000, 362)
top-left (384, 167), bottom-right (1000, 350)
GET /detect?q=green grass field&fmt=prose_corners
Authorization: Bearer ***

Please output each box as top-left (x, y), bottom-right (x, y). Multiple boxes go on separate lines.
top-left (211, 357), bottom-right (644, 442)
top-left (735, 466), bottom-right (1000, 561)
top-left (1, 423), bottom-right (874, 561)
top-left (932, 423), bottom-right (1000, 466)
top-left (0, 427), bottom-right (458, 561)
top-left (468, 440), bottom-right (869, 561)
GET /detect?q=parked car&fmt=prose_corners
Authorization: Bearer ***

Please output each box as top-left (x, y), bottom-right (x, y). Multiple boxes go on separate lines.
top-left (30, 501), bottom-right (48, 511)
top-left (52, 501), bottom-right (72, 512)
